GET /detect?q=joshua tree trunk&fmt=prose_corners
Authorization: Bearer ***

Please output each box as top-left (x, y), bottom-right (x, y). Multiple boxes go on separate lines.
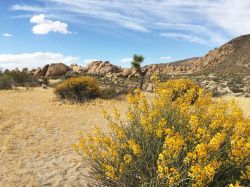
top-left (139, 69), bottom-right (148, 90)
top-left (140, 75), bottom-right (145, 90)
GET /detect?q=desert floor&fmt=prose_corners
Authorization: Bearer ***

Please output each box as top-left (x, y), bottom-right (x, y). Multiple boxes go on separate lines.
top-left (0, 88), bottom-right (128, 187)
top-left (0, 88), bottom-right (249, 187)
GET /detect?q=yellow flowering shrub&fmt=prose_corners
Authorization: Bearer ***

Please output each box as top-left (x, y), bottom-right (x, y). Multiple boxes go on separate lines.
top-left (74, 79), bottom-right (250, 186)
top-left (54, 76), bottom-right (100, 102)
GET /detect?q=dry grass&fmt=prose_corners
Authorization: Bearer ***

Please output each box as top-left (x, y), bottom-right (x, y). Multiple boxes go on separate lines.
top-left (0, 88), bottom-right (128, 186)
top-left (219, 95), bottom-right (250, 117)
top-left (0, 88), bottom-right (249, 186)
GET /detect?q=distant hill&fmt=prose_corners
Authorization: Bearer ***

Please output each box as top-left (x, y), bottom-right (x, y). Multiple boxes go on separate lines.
top-left (169, 57), bottom-right (201, 66)
top-left (146, 34), bottom-right (250, 76)
top-left (198, 34), bottom-right (250, 75)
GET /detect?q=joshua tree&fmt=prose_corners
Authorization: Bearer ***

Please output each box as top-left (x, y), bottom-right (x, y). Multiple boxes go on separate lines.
top-left (131, 54), bottom-right (148, 89)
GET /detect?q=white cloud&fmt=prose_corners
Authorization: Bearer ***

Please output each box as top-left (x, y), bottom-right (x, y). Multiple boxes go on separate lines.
top-left (30, 14), bottom-right (70, 35)
top-left (205, 0), bottom-right (250, 36)
top-left (0, 52), bottom-right (79, 70)
top-left (11, 4), bottom-right (45, 12)
top-left (160, 56), bottom-right (172, 61)
top-left (161, 33), bottom-right (207, 44)
top-left (3, 33), bottom-right (12, 37)
top-left (12, 0), bottom-right (250, 44)
top-left (120, 58), bottom-right (133, 63)
top-left (120, 21), bottom-right (148, 32)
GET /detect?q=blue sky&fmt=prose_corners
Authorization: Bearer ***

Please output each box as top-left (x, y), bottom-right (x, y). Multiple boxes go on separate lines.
top-left (0, 0), bottom-right (250, 69)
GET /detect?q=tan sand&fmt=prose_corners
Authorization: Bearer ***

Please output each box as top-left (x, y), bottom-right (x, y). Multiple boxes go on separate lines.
top-left (219, 95), bottom-right (250, 117)
top-left (0, 88), bottom-right (128, 186)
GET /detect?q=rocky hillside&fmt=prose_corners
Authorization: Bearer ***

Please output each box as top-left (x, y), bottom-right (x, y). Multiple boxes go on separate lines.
top-left (146, 34), bottom-right (250, 75)
top-left (199, 34), bottom-right (250, 75)
top-left (146, 57), bottom-right (202, 75)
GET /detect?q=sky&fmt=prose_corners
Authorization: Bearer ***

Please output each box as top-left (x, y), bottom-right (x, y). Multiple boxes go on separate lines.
top-left (0, 0), bottom-right (250, 69)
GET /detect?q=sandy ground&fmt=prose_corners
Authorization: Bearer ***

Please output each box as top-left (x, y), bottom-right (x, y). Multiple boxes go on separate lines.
top-left (0, 88), bottom-right (128, 187)
top-left (0, 88), bottom-right (249, 187)
top-left (220, 95), bottom-right (250, 117)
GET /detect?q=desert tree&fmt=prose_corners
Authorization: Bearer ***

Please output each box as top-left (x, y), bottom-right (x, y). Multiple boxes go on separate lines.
top-left (131, 54), bottom-right (148, 89)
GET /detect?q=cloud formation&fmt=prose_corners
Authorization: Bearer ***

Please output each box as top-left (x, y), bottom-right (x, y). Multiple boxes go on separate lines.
top-left (12, 0), bottom-right (250, 45)
top-left (0, 52), bottom-right (79, 69)
top-left (11, 4), bottom-right (45, 12)
top-left (3, 33), bottom-right (12, 37)
top-left (121, 58), bottom-right (133, 63)
top-left (161, 33), bottom-right (207, 45)
top-left (160, 56), bottom-right (172, 61)
top-left (30, 14), bottom-right (70, 35)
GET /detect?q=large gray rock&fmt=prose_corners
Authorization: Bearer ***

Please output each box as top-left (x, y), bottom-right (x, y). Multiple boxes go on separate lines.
top-left (45, 63), bottom-right (70, 78)
top-left (36, 64), bottom-right (49, 77)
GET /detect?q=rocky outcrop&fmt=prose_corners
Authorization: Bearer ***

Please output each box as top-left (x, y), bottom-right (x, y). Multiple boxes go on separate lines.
top-left (122, 68), bottom-right (132, 77)
top-left (199, 34), bottom-right (250, 75)
top-left (70, 64), bottom-right (85, 74)
top-left (146, 35), bottom-right (250, 75)
top-left (34, 67), bottom-right (42, 77)
top-left (85, 61), bottom-right (122, 75)
top-left (45, 63), bottom-right (70, 78)
top-left (146, 58), bottom-right (202, 75)
top-left (201, 44), bottom-right (234, 67)
top-left (35, 64), bottom-right (49, 77)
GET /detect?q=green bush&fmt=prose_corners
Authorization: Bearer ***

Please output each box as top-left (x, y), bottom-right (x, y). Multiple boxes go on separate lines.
top-left (54, 76), bottom-right (100, 102)
top-left (100, 86), bottom-right (134, 100)
top-left (37, 77), bottom-right (49, 86)
top-left (0, 74), bottom-right (13, 90)
top-left (6, 71), bottom-right (37, 87)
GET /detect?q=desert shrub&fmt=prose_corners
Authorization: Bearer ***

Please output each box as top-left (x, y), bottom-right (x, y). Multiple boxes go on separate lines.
top-left (230, 85), bottom-right (244, 93)
top-left (63, 71), bottom-right (80, 79)
top-left (41, 77), bottom-right (49, 85)
top-left (54, 76), bottom-right (100, 102)
top-left (6, 71), bottom-right (37, 87)
top-left (74, 79), bottom-right (250, 187)
top-left (100, 86), bottom-right (134, 100)
top-left (228, 76), bottom-right (244, 87)
top-left (0, 74), bottom-right (13, 89)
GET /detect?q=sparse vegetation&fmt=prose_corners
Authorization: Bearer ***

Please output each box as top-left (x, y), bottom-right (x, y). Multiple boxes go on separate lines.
top-left (0, 74), bottom-right (13, 90)
top-left (54, 76), bottom-right (100, 102)
top-left (75, 79), bottom-right (250, 187)
top-left (6, 71), bottom-right (38, 87)
top-left (99, 86), bottom-right (133, 100)
top-left (0, 70), bottom-right (38, 89)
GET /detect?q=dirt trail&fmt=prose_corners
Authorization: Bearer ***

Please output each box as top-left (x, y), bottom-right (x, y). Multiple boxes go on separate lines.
top-left (0, 88), bottom-right (128, 186)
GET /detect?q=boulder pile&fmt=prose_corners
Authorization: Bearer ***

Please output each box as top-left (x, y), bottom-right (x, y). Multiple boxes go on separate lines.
top-left (86, 61), bottom-right (121, 75)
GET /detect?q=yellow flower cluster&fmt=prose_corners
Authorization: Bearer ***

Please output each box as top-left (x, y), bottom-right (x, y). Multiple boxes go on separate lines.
top-left (154, 80), bottom-right (250, 186)
top-left (188, 160), bottom-right (221, 186)
top-left (75, 79), bottom-right (250, 186)
top-left (229, 181), bottom-right (243, 187)
top-left (128, 139), bottom-right (142, 156)
top-left (124, 154), bottom-right (132, 164)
